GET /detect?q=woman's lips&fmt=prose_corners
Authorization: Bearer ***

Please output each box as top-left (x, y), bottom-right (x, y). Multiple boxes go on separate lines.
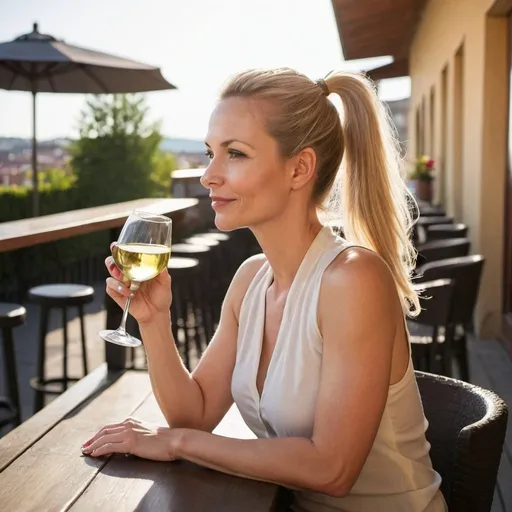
top-left (211, 198), bottom-right (235, 210)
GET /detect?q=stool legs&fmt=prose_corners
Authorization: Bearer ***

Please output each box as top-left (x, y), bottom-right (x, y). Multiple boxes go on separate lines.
top-left (78, 305), bottom-right (89, 375)
top-left (33, 304), bottom-right (90, 413)
top-left (191, 277), bottom-right (208, 355)
top-left (62, 307), bottom-right (69, 392)
top-left (34, 306), bottom-right (49, 412)
top-left (1, 327), bottom-right (21, 426)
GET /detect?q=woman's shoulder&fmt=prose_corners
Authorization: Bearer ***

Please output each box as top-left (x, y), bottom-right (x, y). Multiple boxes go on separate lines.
top-left (317, 245), bottom-right (401, 344)
top-left (322, 245), bottom-right (397, 301)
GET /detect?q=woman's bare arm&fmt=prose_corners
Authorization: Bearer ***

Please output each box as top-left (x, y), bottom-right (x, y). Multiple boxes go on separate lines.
top-left (140, 255), bottom-right (266, 432)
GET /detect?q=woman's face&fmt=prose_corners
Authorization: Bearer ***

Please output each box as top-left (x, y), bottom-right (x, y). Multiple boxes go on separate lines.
top-left (201, 97), bottom-right (297, 231)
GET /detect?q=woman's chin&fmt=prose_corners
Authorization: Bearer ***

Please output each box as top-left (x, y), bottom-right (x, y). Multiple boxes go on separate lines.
top-left (214, 214), bottom-right (243, 232)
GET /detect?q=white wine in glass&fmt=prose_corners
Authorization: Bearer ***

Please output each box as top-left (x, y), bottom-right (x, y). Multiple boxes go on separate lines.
top-left (99, 211), bottom-right (172, 347)
top-left (112, 243), bottom-right (170, 283)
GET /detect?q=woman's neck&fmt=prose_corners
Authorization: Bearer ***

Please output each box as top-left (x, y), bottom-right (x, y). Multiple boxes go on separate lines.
top-left (251, 211), bottom-right (323, 292)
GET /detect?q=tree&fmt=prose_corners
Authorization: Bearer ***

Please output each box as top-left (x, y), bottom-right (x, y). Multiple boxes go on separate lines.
top-left (151, 151), bottom-right (178, 197)
top-left (40, 167), bottom-right (76, 188)
top-left (71, 94), bottom-right (169, 207)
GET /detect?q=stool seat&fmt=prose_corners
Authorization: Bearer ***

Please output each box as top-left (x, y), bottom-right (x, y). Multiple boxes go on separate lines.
top-left (185, 236), bottom-right (220, 248)
top-left (168, 257), bottom-right (200, 270)
top-left (200, 232), bottom-right (230, 242)
top-left (171, 243), bottom-right (211, 254)
top-left (29, 284), bottom-right (95, 307)
top-left (0, 303), bottom-right (26, 329)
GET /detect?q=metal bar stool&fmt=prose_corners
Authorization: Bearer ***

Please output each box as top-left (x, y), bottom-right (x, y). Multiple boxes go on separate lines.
top-left (0, 303), bottom-right (26, 428)
top-left (171, 243), bottom-right (215, 341)
top-left (184, 236), bottom-right (224, 326)
top-left (28, 284), bottom-right (94, 412)
top-left (168, 257), bottom-right (203, 370)
top-left (195, 231), bottom-right (234, 297)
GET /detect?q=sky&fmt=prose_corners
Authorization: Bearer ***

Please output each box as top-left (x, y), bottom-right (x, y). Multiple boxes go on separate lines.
top-left (0, 0), bottom-right (410, 141)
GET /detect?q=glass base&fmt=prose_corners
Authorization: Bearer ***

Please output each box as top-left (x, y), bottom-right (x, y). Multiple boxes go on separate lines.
top-left (99, 329), bottom-right (142, 347)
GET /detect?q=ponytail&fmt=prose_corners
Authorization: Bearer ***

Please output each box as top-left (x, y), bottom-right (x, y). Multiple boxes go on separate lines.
top-left (324, 72), bottom-right (420, 316)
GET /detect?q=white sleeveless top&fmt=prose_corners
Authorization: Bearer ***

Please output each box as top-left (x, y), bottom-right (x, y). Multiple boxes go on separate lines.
top-left (231, 226), bottom-right (447, 512)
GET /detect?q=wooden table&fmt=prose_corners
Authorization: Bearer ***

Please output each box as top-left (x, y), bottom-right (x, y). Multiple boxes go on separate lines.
top-left (0, 366), bottom-right (282, 511)
top-left (0, 197), bottom-right (198, 253)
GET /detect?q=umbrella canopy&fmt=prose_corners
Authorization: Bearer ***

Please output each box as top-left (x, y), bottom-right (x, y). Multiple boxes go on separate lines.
top-left (0, 23), bottom-right (176, 216)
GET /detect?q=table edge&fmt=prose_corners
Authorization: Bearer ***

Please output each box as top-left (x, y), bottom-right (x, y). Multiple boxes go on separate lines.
top-left (0, 364), bottom-right (122, 472)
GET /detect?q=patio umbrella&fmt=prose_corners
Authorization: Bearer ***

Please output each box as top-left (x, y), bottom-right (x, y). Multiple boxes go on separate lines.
top-left (0, 23), bottom-right (176, 216)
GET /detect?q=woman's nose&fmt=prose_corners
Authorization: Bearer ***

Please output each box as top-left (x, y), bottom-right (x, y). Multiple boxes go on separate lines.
top-left (200, 161), bottom-right (222, 189)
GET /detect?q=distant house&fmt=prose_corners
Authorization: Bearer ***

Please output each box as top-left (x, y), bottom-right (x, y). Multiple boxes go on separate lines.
top-left (0, 141), bottom-right (69, 186)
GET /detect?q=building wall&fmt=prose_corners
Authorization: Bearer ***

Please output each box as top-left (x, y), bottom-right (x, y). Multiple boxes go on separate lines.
top-left (409, 0), bottom-right (510, 336)
top-left (386, 98), bottom-right (410, 156)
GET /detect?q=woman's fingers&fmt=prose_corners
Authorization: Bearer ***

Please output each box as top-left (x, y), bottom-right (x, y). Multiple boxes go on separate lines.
top-left (105, 280), bottom-right (129, 310)
top-left (104, 256), bottom-right (123, 279)
top-left (106, 277), bottom-right (133, 298)
top-left (105, 254), bottom-right (132, 287)
top-left (83, 425), bottom-right (125, 448)
top-left (83, 431), bottom-right (127, 456)
top-left (90, 440), bottom-right (130, 457)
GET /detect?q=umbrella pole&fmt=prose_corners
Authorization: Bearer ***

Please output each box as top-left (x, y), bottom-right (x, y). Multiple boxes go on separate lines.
top-left (31, 90), bottom-right (39, 217)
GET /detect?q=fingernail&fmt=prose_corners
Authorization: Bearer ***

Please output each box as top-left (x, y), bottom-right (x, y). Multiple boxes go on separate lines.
top-left (82, 447), bottom-right (91, 454)
top-left (117, 285), bottom-right (123, 293)
top-left (129, 292), bottom-right (135, 298)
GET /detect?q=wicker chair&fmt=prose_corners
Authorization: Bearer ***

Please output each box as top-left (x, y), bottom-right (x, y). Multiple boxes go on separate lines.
top-left (416, 371), bottom-right (508, 512)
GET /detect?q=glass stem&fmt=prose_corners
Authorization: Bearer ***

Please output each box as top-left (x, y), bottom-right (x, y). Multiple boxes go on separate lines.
top-left (118, 295), bottom-right (132, 333)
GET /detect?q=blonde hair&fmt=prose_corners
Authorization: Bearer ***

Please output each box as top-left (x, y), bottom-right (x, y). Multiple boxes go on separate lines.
top-left (221, 68), bottom-right (420, 316)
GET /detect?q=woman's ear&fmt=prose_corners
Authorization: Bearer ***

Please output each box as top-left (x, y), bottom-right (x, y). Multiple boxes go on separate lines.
top-left (288, 147), bottom-right (317, 190)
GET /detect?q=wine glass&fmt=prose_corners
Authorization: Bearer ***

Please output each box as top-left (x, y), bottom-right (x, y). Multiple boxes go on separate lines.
top-left (99, 210), bottom-right (172, 347)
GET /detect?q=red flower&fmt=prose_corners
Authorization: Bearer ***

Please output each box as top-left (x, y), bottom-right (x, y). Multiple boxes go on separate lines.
top-left (426, 159), bottom-right (435, 169)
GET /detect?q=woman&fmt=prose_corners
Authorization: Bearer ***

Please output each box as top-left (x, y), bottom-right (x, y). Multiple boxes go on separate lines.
top-left (82, 68), bottom-right (447, 511)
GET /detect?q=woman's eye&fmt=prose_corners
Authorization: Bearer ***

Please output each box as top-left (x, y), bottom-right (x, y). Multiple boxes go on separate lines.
top-left (228, 149), bottom-right (247, 159)
top-left (205, 150), bottom-right (214, 160)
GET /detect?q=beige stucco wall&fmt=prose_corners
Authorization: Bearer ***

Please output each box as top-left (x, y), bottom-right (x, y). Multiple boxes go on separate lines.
top-left (409, 0), bottom-right (509, 337)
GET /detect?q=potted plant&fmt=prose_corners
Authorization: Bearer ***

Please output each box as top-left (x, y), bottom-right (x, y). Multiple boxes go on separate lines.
top-left (408, 155), bottom-right (435, 202)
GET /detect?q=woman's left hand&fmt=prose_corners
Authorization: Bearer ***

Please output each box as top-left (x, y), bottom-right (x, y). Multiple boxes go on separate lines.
top-left (81, 418), bottom-right (177, 462)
